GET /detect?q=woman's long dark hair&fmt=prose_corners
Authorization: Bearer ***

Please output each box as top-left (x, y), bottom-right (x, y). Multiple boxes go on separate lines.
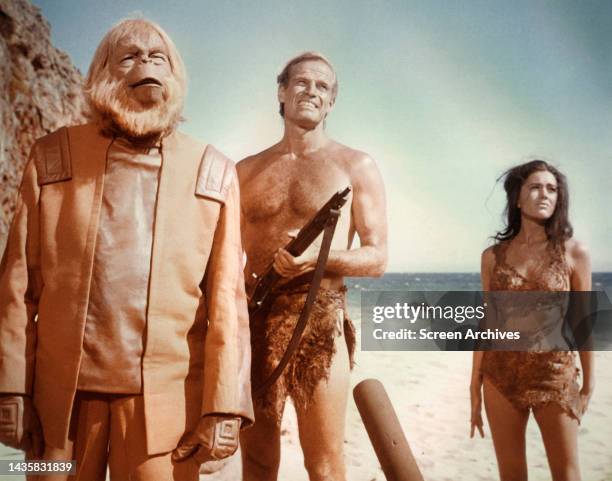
top-left (495, 160), bottom-right (573, 244)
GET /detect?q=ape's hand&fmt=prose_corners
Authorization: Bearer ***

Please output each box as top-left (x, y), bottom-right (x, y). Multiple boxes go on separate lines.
top-left (172, 415), bottom-right (240, 465)
top-left (0, 395), bottom-right (44, 457)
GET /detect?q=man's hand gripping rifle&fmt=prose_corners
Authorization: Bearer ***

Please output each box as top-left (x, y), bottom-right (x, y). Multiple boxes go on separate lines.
top-left (247, 186), bottom-right (351, 317)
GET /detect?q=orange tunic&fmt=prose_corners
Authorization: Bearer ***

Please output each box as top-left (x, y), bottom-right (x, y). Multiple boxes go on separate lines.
top-left (78, 137), bottom-right (162, 394)
top-left (0, 123), bottom-right (254, 453)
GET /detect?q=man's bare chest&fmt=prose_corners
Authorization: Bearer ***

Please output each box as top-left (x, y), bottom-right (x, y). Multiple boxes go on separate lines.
top-left (242, 161), bottom-right (350, 225)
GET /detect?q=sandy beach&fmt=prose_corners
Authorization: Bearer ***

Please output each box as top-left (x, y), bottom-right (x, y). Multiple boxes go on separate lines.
top-left (205, 350), bottom-right (612, 481)
top-left (1, 350), bottom-right (611, 481)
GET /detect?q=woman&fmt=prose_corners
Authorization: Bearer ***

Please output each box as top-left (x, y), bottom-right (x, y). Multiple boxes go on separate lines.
top-left (470, 160), bottom-right (594, 481)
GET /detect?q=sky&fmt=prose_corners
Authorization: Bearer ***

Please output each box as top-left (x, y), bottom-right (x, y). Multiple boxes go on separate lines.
top-left (34, 0), bottom-right (612, 272)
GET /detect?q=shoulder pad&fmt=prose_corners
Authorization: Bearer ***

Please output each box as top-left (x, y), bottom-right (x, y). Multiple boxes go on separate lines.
top-left (34, 127), bottom-right (72, 185)
top-left (195, 145), bottom-right (235, 205)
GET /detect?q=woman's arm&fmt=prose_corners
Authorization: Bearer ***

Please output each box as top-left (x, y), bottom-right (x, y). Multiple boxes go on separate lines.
top-left (470, 247), bottom-right (495, 438)
top-left (568, 239), bottom-right (594, 414)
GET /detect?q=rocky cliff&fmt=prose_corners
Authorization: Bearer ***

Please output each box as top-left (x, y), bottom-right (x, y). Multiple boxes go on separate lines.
top-left (0, 0), bottom-right (86, 251)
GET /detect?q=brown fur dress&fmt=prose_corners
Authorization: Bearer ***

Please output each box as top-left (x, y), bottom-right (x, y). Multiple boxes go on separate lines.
top-left (481, 241), bottom-right (582, 421)
top-left (250, 285), bottom-right (356, 423)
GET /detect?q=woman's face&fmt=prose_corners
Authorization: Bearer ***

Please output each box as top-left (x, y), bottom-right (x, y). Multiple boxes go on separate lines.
top-left (518, 169), bottom-right (558, 221)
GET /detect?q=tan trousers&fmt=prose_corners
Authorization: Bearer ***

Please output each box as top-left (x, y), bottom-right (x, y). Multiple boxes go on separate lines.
top-left (28, 392), bottom-right (199, 481)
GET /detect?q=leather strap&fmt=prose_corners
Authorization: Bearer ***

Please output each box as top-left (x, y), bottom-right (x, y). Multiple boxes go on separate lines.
top-left (253, 208), bottom-right (341, 398)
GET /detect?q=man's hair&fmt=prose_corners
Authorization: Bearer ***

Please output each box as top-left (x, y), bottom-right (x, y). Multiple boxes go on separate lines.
top-left (83, 18), bottom-right (187, 137)
top-left (276, 51), bottom-right (338, 117)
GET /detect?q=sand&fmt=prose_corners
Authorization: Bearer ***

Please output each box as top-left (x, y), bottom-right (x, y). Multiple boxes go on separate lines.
top-left (206, 350), bottom-right (612, 481)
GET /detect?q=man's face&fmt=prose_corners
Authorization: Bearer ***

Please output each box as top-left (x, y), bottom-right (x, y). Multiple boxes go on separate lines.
top-left (278, 59), bottom-right (336, 127)
top-left (110, 29), bottom-right (172, 107)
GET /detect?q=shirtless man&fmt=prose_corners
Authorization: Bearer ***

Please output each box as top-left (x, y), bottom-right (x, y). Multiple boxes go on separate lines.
top-left (238, 52), bottom-right (388, 481)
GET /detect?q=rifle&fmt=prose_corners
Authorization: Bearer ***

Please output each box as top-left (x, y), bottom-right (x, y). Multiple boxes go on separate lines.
top-left (249, 185), bottom-right (351, 397)
top-left (248, 186), bottom-right (352, 316)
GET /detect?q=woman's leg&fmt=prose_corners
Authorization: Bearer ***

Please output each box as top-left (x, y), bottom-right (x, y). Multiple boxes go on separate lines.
top-left (533, 403), bottom-right (580, 481)
top-left (483, 378), bottom-right (530, 481)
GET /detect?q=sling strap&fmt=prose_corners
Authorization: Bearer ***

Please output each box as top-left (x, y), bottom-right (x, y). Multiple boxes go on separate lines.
top-left (253, 208), bottom-right (341, 398)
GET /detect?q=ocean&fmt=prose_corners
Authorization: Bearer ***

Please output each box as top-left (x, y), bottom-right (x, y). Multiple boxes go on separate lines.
top-left (345, 272), bottom-right (612, 316)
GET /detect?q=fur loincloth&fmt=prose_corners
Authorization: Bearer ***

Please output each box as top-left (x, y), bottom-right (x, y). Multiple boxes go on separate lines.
top-left (250, 285), bottom-right (356, 423)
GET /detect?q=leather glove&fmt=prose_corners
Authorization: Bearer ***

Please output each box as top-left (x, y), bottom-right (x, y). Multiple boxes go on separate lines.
top-left (0, 395), bottom-right (44, 457)
top-left (172, 415), bottom-right (240, 465)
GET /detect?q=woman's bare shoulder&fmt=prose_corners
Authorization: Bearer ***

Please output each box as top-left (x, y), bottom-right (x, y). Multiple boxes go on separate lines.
top-left (565, 238), bottom-right (590, 264)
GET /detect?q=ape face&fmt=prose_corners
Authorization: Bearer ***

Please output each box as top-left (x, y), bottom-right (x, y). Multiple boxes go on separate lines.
top-left (110, 30), bottom-right (172, 108)
top-left (86, 25), bottom-right (185, 139)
